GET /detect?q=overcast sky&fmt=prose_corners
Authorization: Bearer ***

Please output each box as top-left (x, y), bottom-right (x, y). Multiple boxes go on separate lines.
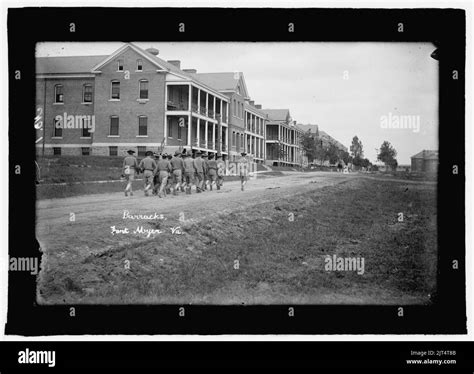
top-left (37, 42), bottom-right (438, 164)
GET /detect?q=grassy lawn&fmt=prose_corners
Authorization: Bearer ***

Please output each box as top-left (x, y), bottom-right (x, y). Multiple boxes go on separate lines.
top-left (37, 177), bottom-right (437, 304)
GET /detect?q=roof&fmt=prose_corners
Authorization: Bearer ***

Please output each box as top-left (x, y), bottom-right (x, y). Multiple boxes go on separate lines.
top-left (36, 55), bottom-right (108, 74)
top-left (262, 109), bottom-right (290, 122)
top-left (411, 150), bottom-right (439, 160)
top-left (296, 124), bottom-right (319, 135)
top-left (190, 72), bottom-right (240, 91)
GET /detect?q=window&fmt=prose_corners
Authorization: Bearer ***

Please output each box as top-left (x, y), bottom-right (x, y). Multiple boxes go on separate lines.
top-left (109, 146), bottom-right (118, 156)
top-left (54, 84), bottom-right (63, 103)
top-left (167, 119), bottom-right (173, 138)
top-left (83, 84), bottom-right (93, 103)
top-left (110, 116), bottom-right (119, 136)
top-left (53, 118), bottom-right (62, 137)
top-left (138, 116), bottom-right (148, 136)
top-left (139, 80), bottom-right (148, 99)
top-left (137, 59), bottom-right (143, 71)
top-left (117, 59), bottom-right (124, 71)
top-left (82, 121), bottom-right (91, 138)
top-left (81, 147), bottom-right (90, 156)
top-left (53, 147), bottom-right (61, 156)
top-left (137, 146), bottom-right (146, 158)
top-left (233, 99), bottom-right (236, 116)
top-left (177, 125), bottom-right (182, 140)
top-left (111, 81), bottom-right (120, 100)
top-left (232, 131), bottom-right (236, 146)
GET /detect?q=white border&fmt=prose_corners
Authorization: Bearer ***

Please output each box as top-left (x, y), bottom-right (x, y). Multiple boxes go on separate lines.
top-left (0, 0), bottom-right (472, 342)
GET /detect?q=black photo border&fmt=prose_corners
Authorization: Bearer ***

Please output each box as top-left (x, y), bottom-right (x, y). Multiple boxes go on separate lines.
top-left (6, 7), bottom-right (466, 335)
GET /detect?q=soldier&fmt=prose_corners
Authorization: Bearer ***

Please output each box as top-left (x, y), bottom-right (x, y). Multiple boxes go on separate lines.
top-left (202, 152), bottom-right (211, 191)
top-left (183, 152), bottom-right (196, 194)
top-left (123, 149), bottom-right (139, 197)
top-left (239, 152), bottom-right (249, 191)
top-left (206, 153), bottom-right (218, 191)
top-left (193, 151), bottom-right (205, 193)
top-left (152, 152), bottom-right (161, 195)
top-left (165, 153), bottom-right (174, 195)
top-left (139, 151), bottom-right (157, 196)
top-left (216, 153), bottom-right (225, 190)
top-left (154, 152), bottom-right (172, 198)
top-left (170, 150), bottom-right (185, 196)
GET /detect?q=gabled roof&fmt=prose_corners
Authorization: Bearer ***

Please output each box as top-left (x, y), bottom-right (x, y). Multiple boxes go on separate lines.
top-left (36, 55), bottom-right (108, 74)
top-left (262, 109), bottom-right (290, 122)
top-left (296, 124), bottom-right (319, 135)
top-left (190, 72), bottom-right (250, 98)
top-left (411, 150), bottom-right (439, 160)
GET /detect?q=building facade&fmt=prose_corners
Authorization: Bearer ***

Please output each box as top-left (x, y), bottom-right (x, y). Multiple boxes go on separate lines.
top-left (263, 109), bottom-right (304, 166)
top-left (36, 43), bottom-right (230, 158)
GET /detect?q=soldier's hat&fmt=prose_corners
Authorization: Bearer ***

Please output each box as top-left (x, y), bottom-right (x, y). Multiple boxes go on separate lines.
top-left (196, 151), bottom-right (202, 156)
top-left (153, 152), bottom-right (160, 158)
top-left (241, 152), bottom-right (247, 156)
top-left (174, 150), bottom-right (181, 156)
top-left (145, 151), bottom-right (153, 156)
top-left (201, 152), bottom-right (208, 157)
top-left (127, 149), bottom-right (135, 154)
top-left (162, 153), bottom-right (168, 158)
top-left (207, 153), bottom-right (214, 159)
top-left (167, 153), bottom-right (173, 159)
top-left (216, 153), bottom-right (222, 158)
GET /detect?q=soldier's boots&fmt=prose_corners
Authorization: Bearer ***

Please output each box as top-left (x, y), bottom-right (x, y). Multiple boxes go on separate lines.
top-left (173, 190), bottom-right (178, 196)
top-left (216, 185), bottom-right (220, 190)
top-left (186, 186), bottom-right (191, 195)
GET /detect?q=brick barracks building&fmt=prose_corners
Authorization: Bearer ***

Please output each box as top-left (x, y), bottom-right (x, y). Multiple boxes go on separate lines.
top-left (35, 42), bottom-right (340, 167)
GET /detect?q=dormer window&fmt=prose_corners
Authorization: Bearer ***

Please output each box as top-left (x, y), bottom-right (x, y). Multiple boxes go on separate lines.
top-left (137, 59), bottom-right (143, 71)
top-left (117, 59), bottom-right (124, 71)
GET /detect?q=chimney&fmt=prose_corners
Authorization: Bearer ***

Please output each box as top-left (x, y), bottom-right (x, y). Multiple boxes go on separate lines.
top-left (167, 60), bottom-right (181, 69)
top-left (249, 100), bottom-right (255, 106)
top-left (183, 69), bottom-right (197, 73)
top-left (146, 48), bottom-right (159, 56)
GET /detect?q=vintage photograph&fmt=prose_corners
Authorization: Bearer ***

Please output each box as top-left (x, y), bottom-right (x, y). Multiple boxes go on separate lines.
top-left (34, 41), bottom-right (439, 305)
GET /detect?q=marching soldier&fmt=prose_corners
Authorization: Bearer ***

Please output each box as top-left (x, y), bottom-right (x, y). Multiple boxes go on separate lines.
top-left (170, 150), bottom-right (185, 196)
top-left (152, 152), bottom-right (161, 195)
top-left (239, 152), bottom-right (249, 191)
top-left (216, 153), bottom-right (225, 190)
top-left (193, 151), bottom-right (205, 193)
top-left (165, 153), bottom-right (174, 195)
top-left (201, 152), bottom-right (211, 191)
top-left (139, 151), bottom-right (157, 196)
top-left (123, 149), bottom-right (139, 197)
top-left (154, 152), bottom-right (172, 198)
top-left (206, 153), bottom-right (218, 191)
top-left (183, 152), bottom-right (196, 194)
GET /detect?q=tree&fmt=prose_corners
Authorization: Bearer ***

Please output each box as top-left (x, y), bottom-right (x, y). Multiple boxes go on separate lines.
top-left (326, 143), bottom-right (340, 165)
top-left (350, 136), bottom-right (364, 159)
top-left (339, 150), bottom-right (351, 165)
top-left (377, 141), bottom-right (398, 171)
top-left (301, 130), bottom-right (318, 163)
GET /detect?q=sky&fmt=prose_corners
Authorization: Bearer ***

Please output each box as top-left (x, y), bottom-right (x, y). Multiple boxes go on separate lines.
top-left (36, 42), bottom-right (439, 165)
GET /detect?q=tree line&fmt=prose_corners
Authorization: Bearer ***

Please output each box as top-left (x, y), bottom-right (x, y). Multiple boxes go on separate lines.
top-left (300, 130), bottom-right (398, 170)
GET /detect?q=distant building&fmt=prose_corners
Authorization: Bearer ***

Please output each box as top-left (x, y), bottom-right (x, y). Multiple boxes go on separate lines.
top-left (262, 109), bottom-right (303, 166)
top-left (410, 150), bottom-right (438, 173)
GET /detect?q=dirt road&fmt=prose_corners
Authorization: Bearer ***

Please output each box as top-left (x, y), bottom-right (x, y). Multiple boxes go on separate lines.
top-left (36, 171), bottom-right (437, 305)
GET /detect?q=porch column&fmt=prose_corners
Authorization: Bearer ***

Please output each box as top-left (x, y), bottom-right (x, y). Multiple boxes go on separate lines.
top-left (212, 122), bottom-right (216, 150)
top-left (205, 121), bottom-right (208, 149)
top-left (197, 88), bottom-right (200, 113)
top-left (196, 118), bottom-right (200, 147)
top-left (187, 114), bottom-right (191, 147)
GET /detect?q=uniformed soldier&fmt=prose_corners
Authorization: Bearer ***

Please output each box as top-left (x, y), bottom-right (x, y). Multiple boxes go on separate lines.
top-left (193, 151), bottom-right (205, 193)
top-left (183, 152), bottom-right (196, 194)
top-left (170, 150), bottom-right (185, 196)
top-left (165, 153), bottom-right (174, 195)
top-left (154, 152), bottom-right (172, 198)
top-left (123, 149), bottom-right (139, 197)
top-left (152, 152), bottom-right (161, 195)
top-left (216, 153), bottom-right (225, 190)
top-left (206, 153), bottom-right (218, 191)
top-left (201, 152), bottom-right (209, 191)
top-left (239, 152), bottom-right (249, 191)
top-left (139, 151), bottom-right (157, 196)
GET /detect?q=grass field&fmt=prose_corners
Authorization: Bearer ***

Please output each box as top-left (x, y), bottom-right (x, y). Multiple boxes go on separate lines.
top-left (37, 176), bottom-right (437, 305)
